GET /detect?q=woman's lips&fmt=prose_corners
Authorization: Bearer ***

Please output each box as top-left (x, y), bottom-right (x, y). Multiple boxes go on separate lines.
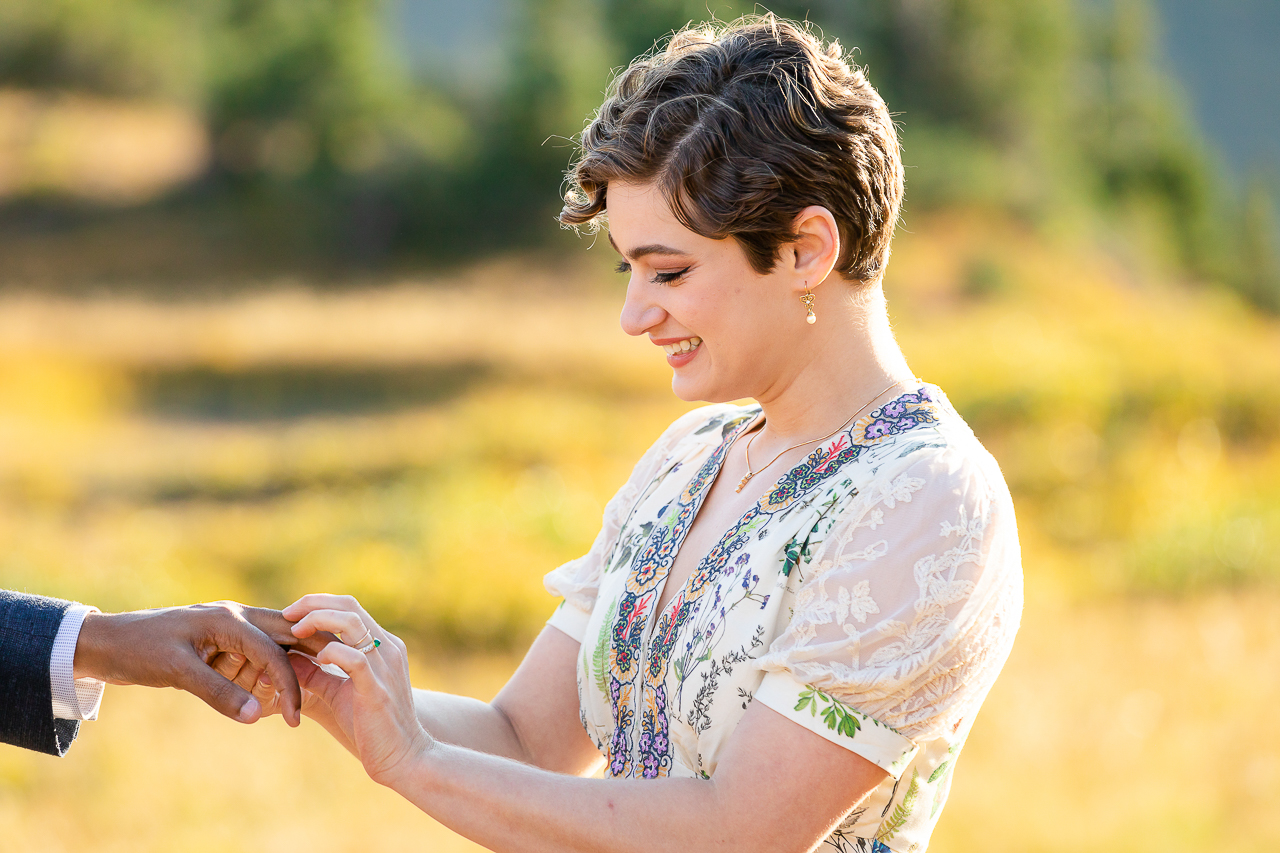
top-left (650, 335), bottom-right (701, 367)
top-left (665, 340), bottom-right (701, 367)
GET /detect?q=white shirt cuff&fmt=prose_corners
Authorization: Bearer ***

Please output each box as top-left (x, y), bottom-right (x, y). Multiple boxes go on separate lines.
top-left (50, 605), bottom-right (106, 721)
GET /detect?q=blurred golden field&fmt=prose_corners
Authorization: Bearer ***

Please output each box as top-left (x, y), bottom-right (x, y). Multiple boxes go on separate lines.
top-left (1, 211), bottom-right (1279, 851)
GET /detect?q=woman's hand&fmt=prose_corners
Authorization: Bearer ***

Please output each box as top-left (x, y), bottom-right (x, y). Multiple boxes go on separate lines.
top-left (280, 593), bottom-right (435, 787)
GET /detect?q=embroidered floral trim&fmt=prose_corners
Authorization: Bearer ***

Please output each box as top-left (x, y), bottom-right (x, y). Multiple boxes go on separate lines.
top-left (603, 390), bottom-right (947, 779)
top-left (548, 387), bottom-right (1021, 853)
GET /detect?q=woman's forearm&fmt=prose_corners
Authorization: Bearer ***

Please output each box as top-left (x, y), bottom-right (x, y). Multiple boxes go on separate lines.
top-left (411, 688), bottom-right (530, 763)
top-left (386, 742), bottom-right (757, 853)
top-left (283, 597), bottom-right (878, 853)
top-left (409, 628), bottom-right (604, 775)
top-left (378, 702), bottom-right (879, 853)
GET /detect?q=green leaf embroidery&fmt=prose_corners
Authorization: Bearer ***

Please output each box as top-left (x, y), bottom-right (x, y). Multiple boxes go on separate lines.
top-left (794, 686), bottom-right (862, 739)
top-left (875, 769), bottom-right (920, 843)
top-left (929, 739), bottom-right (964, 817)
top-left (591, 598), bottom-right (617, 696)
top-left (781, 536), bottom-right (811, 577)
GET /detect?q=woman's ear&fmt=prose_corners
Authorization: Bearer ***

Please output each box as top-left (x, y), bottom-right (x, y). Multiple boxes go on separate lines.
top-left (788, 206), bottom-right (841, 291)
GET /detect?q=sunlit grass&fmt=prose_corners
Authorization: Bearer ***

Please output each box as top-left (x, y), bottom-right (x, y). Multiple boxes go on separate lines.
top-left (1, 595), bottom-right (1277, 853)
top-left (0, 210), bottom-right (1278, 849)
top-left (934, 590), bottom-right (1280, 853)
top-left (0, 655), bottom-right (510, 853)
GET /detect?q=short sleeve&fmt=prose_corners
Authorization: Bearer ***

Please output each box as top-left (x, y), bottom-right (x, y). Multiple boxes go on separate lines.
top-left (753, 442), bottom-right (1023, 776)
top-left (544, 405), bottom-right (740, 643)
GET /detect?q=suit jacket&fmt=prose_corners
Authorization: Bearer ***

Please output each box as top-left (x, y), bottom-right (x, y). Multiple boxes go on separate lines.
top-left (0, 591), bottom-right (80, 756)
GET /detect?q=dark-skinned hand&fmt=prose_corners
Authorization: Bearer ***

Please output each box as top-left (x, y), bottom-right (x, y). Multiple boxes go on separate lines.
top-left (73, 602), bottom-right (333, 726)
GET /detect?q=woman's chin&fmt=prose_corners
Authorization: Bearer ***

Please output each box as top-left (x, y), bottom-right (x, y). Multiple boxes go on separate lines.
top-left (670, 371), bottom-right (710, 402)
top-left (670, 371), bottom-right (740, 404)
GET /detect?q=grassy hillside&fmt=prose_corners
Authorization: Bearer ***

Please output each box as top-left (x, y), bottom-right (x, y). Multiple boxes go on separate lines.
top-left (2, 211), bottom-right (1275, 638)
top-left (0, 212), bottom-right (1278, 850)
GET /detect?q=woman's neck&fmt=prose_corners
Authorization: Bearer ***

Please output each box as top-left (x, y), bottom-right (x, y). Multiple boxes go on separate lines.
top-left (750, 281), bottom-right (915, 445)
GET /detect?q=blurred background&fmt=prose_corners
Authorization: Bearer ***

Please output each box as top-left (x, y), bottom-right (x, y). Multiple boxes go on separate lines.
top-left (0, 0), bottom-right (1277, 851)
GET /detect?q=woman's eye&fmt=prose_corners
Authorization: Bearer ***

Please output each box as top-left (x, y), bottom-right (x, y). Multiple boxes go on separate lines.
top-left (614, 261), bottom-right (632, 274)
top-left (652, 266), bottom-right (691, 284)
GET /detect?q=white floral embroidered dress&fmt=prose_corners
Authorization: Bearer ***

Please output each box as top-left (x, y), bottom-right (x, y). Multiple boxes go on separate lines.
top-left (544, 385), bottom-right (1023, 853)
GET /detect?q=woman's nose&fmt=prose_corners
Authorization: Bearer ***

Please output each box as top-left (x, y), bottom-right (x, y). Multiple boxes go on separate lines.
top-left (619, 280), bottom-right (666, 337)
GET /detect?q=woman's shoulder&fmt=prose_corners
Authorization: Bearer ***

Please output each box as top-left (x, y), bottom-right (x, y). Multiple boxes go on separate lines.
top-left (851, 383), bottom-right (1013, 510)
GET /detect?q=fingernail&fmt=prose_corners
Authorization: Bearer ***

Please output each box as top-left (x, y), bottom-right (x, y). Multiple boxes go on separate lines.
top-left (258, 674), bottom-right (272, 689)
top-left (238, 697), bottom-right (261, 723)
top-left (227, 654), bottom-right (244, 665)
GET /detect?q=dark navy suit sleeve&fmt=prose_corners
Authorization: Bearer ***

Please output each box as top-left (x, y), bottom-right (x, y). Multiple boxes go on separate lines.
top-left (0, 590), bottom-right (81, 756)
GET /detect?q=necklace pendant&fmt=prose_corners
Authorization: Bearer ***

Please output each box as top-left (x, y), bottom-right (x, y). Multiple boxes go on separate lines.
top-left (736, 472), bottom-right (752, 493)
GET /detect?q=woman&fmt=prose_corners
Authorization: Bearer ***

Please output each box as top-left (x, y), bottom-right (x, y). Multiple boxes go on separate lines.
top-left (237, 15), bottom-right (1022, 853)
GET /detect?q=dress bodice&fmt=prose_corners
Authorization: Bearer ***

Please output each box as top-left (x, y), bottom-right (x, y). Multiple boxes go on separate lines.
top-left (545, 385), bottom-right (1023, 852)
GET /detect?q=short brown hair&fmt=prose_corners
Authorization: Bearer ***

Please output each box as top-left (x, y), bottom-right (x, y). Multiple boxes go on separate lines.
top-left (560, 14), bottom-right (904, 282)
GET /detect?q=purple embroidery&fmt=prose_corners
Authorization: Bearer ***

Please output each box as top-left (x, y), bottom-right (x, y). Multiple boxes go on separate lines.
top-left (638, 685), bottom-right (671, 778)
top-left (601, 389), bottom-right (940, 779)
top-left (862, 388), bottom-right (939, 441)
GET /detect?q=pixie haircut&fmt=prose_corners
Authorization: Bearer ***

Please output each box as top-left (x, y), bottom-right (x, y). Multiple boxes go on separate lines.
top-left (560, 15), bottom-right (904, 283)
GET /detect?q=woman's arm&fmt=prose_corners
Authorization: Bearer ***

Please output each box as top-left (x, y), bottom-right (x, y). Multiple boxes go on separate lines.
top-left (388, 699), bottom-right (885, 853)
top-left (407, 627), bottom-right (603, 775)
top-left (286, 595), bottom-right (889, 853)
top-left (215, 604), bottom-right (601, 774)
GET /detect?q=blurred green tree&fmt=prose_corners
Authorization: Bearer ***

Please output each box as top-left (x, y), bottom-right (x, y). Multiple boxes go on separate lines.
top-left (1238, 175), bottom-right (1280, 311)
top-left (0, 0), bottom-right (1266, 297)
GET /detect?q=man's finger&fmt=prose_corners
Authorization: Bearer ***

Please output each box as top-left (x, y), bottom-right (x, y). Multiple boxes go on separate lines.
top-left (210, 652), bottom-right (245, 682)
top-left (233, 663), bottom-right (264, 694)
top-left (177, 648), bottom-right (263, 723)
top-left (215, 622), bottom-right (304, 728)
top-left (209, 651), bottom-right (265, 695)
top-left (242, 606), bottom-right (337, 657)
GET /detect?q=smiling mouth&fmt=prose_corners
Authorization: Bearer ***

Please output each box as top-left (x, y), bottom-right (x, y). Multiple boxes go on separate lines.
top-left (662, 336), bottom-right (702, 355)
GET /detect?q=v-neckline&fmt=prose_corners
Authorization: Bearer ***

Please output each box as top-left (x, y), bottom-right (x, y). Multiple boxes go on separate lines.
top-left (637, 384), bottom-right (931, 642)
top-left (632, 385), bottom-right (931, 647)
top-left (642, 411), bottom-right (755, 635)
top-left (641, 405), bottom-right (817, 641)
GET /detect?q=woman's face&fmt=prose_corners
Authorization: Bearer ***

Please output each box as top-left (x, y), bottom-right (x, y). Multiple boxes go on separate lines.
top-left (606, 180), bottom-right (805, 403)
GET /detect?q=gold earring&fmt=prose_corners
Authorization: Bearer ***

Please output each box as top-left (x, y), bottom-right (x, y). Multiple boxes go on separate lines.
top-left (801, 287), bottom-right (816, 324)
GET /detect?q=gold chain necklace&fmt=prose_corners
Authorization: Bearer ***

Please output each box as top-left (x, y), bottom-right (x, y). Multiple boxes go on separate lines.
top-left (734, 378), bottom-right (903, 493)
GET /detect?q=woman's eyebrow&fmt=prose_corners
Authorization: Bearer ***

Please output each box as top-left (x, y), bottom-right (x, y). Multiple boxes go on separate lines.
top-left (607, 232), bottom-right (689, 259)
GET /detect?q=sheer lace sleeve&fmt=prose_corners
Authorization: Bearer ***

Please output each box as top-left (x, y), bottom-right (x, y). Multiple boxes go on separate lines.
top-left (753, 441), bottom-right (1023, 776)
top-left (544, 405), bottom-right (738, 643)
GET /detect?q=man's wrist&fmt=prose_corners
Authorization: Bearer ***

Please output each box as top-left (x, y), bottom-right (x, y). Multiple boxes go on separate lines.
top-left (53, 604), bottom-right (106, 721)
top-left (72, 610), bottom-right (118, 683)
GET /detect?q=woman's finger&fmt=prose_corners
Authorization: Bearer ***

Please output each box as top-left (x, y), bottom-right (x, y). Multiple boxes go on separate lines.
top-left (282, 593), bottom-right (375, 626)
top-left (290, 608), bottom-right (374, 645)
top-left (315, 640), bottom-right (380, 693)
top-left (290, 652), bottom-right (345, 698)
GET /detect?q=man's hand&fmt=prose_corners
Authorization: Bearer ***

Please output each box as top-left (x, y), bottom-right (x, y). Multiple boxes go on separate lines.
top-left (72, 602), bottom-right (327, 727)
